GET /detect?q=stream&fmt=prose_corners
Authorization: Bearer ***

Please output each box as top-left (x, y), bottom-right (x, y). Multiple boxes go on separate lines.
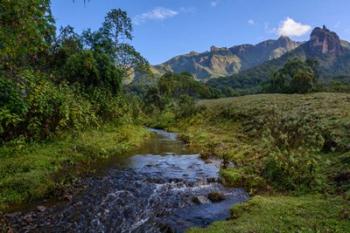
top-left (5, 129), bottom-right (248, 233)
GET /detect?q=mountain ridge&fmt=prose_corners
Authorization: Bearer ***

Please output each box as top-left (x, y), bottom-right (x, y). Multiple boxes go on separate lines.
top-left (139, 36), bottom-right (301, 81)
top-left (208, 26), bottom-right (350, 91)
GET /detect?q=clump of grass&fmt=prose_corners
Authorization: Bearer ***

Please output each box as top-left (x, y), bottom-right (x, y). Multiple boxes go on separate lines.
top-left (0, 124), bottom-right (150, 211)
top-left (188, 195), bottom-right (350, 233)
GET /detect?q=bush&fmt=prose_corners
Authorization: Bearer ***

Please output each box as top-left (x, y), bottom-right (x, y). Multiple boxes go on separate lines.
top-left (24, 71), bottom-right (97, 139)
top-left (266, 59), bottom-right (317, 94)
top-left (63, 50), bottom-right (124, 94)
top-left (0, 77), bottom-right (27, 141)
top-left (263, 150), bottom-right (323, 191)
top-left (0, 71), bottom-right (100, 142)
top-left (87, 89), bottom-right (141, 123)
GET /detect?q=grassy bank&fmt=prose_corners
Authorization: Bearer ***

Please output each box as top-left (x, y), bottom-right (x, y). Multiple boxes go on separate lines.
top-left (0, 123), bottom-right (150, 211)
top-left (163, 93), bottom-right (350, 232)
top-left (189, 195), bottom-right (350, 233)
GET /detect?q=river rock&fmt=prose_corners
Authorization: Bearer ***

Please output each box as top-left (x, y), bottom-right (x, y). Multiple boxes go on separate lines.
top-left (37, 206), bottom-right (46, 212)
top-left (208, 192), bottom-right (225, 202)
top-left (192, 196), bottom-right (210, 205)
top-left (207, 177), bottom-right (217, 183)
top-left (63, 194), bottom-right (73, 202)
top-left (23, 214), bottom-right (34, 223)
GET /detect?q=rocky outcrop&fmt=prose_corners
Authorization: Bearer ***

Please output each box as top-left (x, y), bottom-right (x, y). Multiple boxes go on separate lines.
top-left (308, 25), bottom-right (344, 56)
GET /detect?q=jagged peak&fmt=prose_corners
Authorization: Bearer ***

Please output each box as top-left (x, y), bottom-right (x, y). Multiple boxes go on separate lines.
top-left (187, 51), bottom-right (199, 56)
top-left (277, 35), bottom-right (292, 41)
top-left (210, 46), bottom-right (228, 52)
top-left (309, 25), bottom-right (343, 55)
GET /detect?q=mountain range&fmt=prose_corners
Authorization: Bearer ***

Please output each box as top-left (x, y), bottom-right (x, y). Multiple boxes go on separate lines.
top-left (208, 26), bottom-right (350, 90)
top-left (150, 36), bottom-right (300, 81)
top-left (133, 26), bottom-right (350, 89)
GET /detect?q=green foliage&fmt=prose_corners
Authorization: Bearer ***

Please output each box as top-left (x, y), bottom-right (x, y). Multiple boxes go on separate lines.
top-left (141, 72), bottom-right (220, 125)
top-left (267, 59), bottom-right (317, 93)
top-left (158, 72), bottom-right (220, 99)
top-left (0, 3), bottom-right (149, 142)
top-left (63, 51), bottom-right (100, 87)
top-left (0, 0), bottom-right (55, 73)
top-left (20, 71), bottom-right (97, 140)
top-left (0, 77), bottom-right (26, 140)
top-left (0, 69), bottom-right (102, 143)
top-left (52, 25), bottom-right (83, 68)
top-left (263, 151), bottom-right (322, 191)
top-left (175, 95), bottom-right (196, 118)
top-left (81, 9), bottom-right (148, 71)
top-left (63, 50), bottom-right (123, 93)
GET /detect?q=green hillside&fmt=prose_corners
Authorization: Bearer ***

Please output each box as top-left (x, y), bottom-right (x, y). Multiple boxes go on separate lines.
top-left (161, 93), bottom-right (350, 232)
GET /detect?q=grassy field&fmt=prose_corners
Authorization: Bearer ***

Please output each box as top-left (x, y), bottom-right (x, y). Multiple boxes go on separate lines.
top-left (166, 93), bottom-right (350, 232)
top-left (0, 123), bottom-right (150, 211)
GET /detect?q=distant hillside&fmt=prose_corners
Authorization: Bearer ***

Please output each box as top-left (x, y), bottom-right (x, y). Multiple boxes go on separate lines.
top-left (209, 26), bottom-right (350, 91)
top-left (134, 36), bottom-right (300, 82)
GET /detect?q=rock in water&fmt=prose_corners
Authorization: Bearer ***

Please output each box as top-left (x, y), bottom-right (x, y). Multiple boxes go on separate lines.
top-left (208, 192), bottom-right (226, 202)
top-left (192, 196), bottom-right (211, 205)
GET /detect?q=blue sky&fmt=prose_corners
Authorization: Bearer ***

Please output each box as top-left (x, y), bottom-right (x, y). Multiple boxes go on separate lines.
top-left (51, 0), bottom-right (350, 65)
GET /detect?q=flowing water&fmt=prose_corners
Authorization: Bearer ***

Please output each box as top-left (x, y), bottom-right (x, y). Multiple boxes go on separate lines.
top-left (6, 129), bottom-right (248, 233)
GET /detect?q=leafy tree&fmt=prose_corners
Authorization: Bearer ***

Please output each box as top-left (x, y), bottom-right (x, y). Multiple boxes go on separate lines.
top-left (268, 59), bottom-right (316, 94)
top-left (0, 0), bottom-right (55, 74)
top-left (290, 68), bottom-right (315, 93)
top-left (81, 9), bottom-right (149, 72)
top-left (52, 26), bottom-right (83, 68)
top-left (63, 51), bottom-right (100, 88)
top-left (0, 2), bottom-right (148, 142)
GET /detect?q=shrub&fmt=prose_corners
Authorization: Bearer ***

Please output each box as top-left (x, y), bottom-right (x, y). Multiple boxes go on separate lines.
top-left (24, 71), bottom-right (97, 139)
top-left (263, 150), bottom-right (323, 191)
top-left (0, 77), bottom-right (27, 141)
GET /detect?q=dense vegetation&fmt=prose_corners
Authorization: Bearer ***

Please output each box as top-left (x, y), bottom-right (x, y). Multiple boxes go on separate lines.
top-left (0, 0), bottom-right (150, 211)
top-left (264, 58), bottom-right (318, 94)
top-left (0, 1), bottom-right (148, 143)
top-left (129, 72), bottom-right (221, 128)
top-left (208, 57), bottom-right (350, 96)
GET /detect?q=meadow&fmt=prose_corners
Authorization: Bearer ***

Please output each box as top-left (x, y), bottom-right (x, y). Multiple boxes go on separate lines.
top-left (164, 93), bottom-right (350, 232)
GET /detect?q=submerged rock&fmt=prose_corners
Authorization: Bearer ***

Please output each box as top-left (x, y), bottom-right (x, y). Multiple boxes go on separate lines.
top-left (192, 196), bottom-right (211, 205)
top-left (208, 192), bottom-right (226, 202)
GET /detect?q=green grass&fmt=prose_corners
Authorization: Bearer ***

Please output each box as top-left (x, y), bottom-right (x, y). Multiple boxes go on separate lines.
top-left (171, 93), bottom-right (350, 192)
top-left (188, 195), bottom-right (350, 233)
top-left (164, 93), bottom-right (350, 232)
top-left (0, 123), bottom-right (150, 211)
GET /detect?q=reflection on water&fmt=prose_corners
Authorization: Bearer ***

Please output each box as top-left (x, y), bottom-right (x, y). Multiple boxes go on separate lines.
top-left (6, 129), bottom-right (248, 233)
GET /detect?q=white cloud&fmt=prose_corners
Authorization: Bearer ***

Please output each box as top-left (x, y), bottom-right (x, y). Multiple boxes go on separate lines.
top-left (211, 1), bottom-right (220, 7)
top-left (277, 17), bottom-right (311, 37)
top-left (248, 19), bottom-right (255, 25)
top-left (134, 7), bottom-right (178, 25)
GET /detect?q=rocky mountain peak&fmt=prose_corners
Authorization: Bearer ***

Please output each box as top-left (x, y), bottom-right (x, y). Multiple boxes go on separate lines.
top-left (309, 26), bottom-right (343, 55)
top-left (276, 36), bottom-right (298, 50)
top-left (210, 46), bottom-right (228, 53)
